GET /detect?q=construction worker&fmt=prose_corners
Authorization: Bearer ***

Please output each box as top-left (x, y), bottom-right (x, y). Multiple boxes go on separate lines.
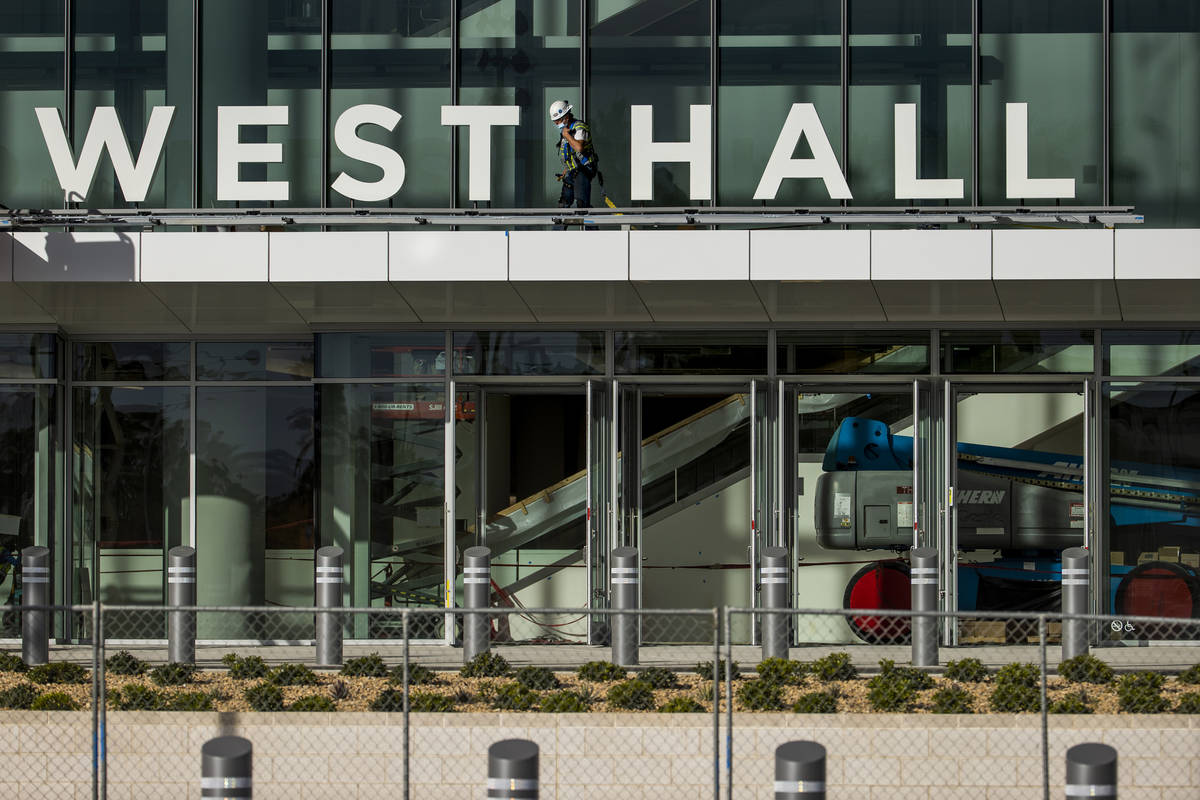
top-left (549, 100), bottom-right (599, 215)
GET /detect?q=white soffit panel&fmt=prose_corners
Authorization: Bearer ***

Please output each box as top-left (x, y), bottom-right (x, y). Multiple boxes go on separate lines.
top-left (873, 280), bottom-right (1003, 321)
top-left (273, 282), bottom-right (419, 324)
top-left (993, 280), bottom-right (1121, 321)
top-left (397, 281), bottom-right (536, 322)
top-left (141, 232), bottom-right (268, 282)
top-left (754, 281), bottom-right (886, 322)
top-left (1115, 229), bottom-right (1200, 279)
top-left (0, 233), bottom-right (12, 281)
top-left (993, 229), bottom-right (1113, 280)
top-left (269, 232), bottom-right (388, 282)
top-left (632, 281), bottom-right (767, 321)
top-left (509, 230), bottom-right (629, 281)
top-left (390, 231), bottom-right (507, 281)
top-left (871, 230), bottom-right (991, 280)
top-left (144, 283), bottom-right (307, 333)
top-left (629, 230), bottom-right (749, 281)
top-left (14, 232), bottom-right (140, 282)
top-left (512, 281), bottom-right (651, 322)
top-left (750, 230), bottom-right (871, 281)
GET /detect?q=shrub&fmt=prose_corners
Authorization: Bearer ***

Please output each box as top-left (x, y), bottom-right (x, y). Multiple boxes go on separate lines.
top-left (515, 666), bottom-right (559, 691)
top-left (460, 652), bottom-right (511, 678)
top-left (1177, 664), bottom-right (1200, 685)
top-left (873, 659), bottom-right (934, 692)
top-left (811, 652), bottom-right (856, 682)
top-left (1175, 692), bottom-right (1200, 714)
top-left (736, 679), bottom-right (785, 711)
top-left (994, 663), bottom-right (1040, 688)
top-left (1116, 672), bottom-right (1168, 713)
top-left (945, 658), bottom-right (988, 683)
top-left (540, 691), bottom-right (589, 713)
top-left (989, 682), bottom-right (1040, 713)
top-left (390, 663), bottom-right (437, 686)
top-left (607, 679), bottom-right (655, 711)
top-left (269, 663), bottom-right (318, 687)
top-left (407, 691), bottom-right (455, 713)
top-left (639, 667), bottom-right (678, 689)
top-left (756, 658), bottom-right (805, 686)
top-left (792, 691), bottom-right (838, 714)
top-left (577, 660), bottom-right (626, 682)
top-left (488, 683), bottom-right (537, 711)
top-left (341, 653), bottom-right (388, 678)
top-left (369, 688), bottom-right (406, 712)
top-left (659, 696), bottom-right (706, 713)
top-left (289, 694), bottom-right (336, 712)
top-left (244, 682), bottom-right (285, 712)
top-left (112, 684), bottom-right (164, 710)
top-left (1058, 654), bottom-right (1114, 685)
top-left (164, 691), bottom-right (214, 711)
top-left (867, 679), bottom-right (915, 712)
top-left (0, 683), bottom-right (38, 709)
top-left (31, 691), bottom-right (79, 711)
top-left (149, 662), bottom-right (197, 687)
top-left (0, 652), bottom-right (26, 672)
top-left (1049, 691), bottom-right (1093, 714)
top-left (104, 651), bottom-right (148, 676)
top-left (223, 654), bottom-right (269, 681)
top-left (28, 662), bottom-right (89, 685)
top-left (330, 680), bottom-right (350, 701)
top-left (695, 660), bottom-right (739, 682)
top-left (931, 685), bottom-right (974, 714)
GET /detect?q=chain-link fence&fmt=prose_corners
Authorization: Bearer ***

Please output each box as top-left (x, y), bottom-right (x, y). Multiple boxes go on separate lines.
top-left (1, 604), bottom-right (1198, 798)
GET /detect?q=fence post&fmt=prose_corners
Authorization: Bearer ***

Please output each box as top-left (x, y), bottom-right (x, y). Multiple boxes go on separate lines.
top-left (761, 545), bottom-right (789, 661)
top-left (910, 546), bottom-right (938, 666)
top-left (168, 545), bottom-right (196, 664)
top-left (611, 546), bottom-right (639, 666)
top-left (464, 546), bottom-right (491, 663)
top-left (487, 739), bottom-right (538, 799)
top-left (315, 545), bottom-right (344, 667)
top-left (202, 736), bottom-right (253, 799)
top-left (1061, 546), bottom-right (1089, 660)
top-left (21, 545), bottom-right (49, 666)
top-left (774, 740), bottom-right (826, 798)
top-left (1066, 743), bottom-right (1116, 800)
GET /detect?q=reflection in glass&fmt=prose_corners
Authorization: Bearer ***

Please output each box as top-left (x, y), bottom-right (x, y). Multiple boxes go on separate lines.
top-left (718, 0), bottom-right (840, 205)
top-left (0, 334), bottom-right (57, 380)
top-left (1104, 330), bottom-right (1200, 377)
top-left (979, 0), bottom-right (1102, 204)
top-left (590, 0), bottom-right (710, 205)
top-left (319, 384), bottom-right (445, 639)
top-left (197, 342), bottom-right (314, 381)
top-left (75, 342), bottom-right (190, 381)
top-left (616, 330), bottom-right (767, 374)
top-left (850, 0), bottom-right (971, 204)
top-left (331, 0), bottom-right (451, 208)
top-left (778, 331), bottom-right (930, 374)
top-left (0, 386), bottom-right (56, 635)
top-left (72, 386), bottom-right (188, 638)
top-left (196, 386), bottom-right (314, 638)
top-left (452, 331), bottom-right (603, 375)
top-left (74, 0), bottom-right (192, 206)
top-left (317, 332), bottom-right (447, 378)
top-left (459, 0), bottom-right (579, 207)
top-left (940, 330), bottom-right (1094, 373)
top-left (1112, 2), bottom-right (1200, 227)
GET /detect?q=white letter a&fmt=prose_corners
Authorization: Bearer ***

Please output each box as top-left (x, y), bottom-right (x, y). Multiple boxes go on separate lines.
top-left (754, 103), bottom-right (851, 201)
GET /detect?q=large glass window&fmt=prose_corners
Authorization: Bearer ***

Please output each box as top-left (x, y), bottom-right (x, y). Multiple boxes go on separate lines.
top-left (1104, 330), bottom-right (1200, 377)
top-left (200, 0), bottom-right (321, 207)
top-left (459, 0), bottom-right (579, 208)
top-left (979, 1), bottom-right (1103, 205)
top-left (74, 1), bottom-right (193, 207)
top-left (1113, 1), bottom-right (1200, 227)
top-left (452, 331), bottom-right (603, 375)
top-left (331, 0), bottom-right (452, 208)
top-left (0, 334), bottom-right (57, 380)
top-left (317, 332), bottom-right (447, 378)
top-left (779, 331), bottom-right (931, 374)
top-left (616, 331), bottom-right (767, 374)
top-left (717, 0), bottom-right (841, 206)
top-left (590, 0), bottom-right (710, 206)
top-left (940, 330), bottom-right (1095, 373)
top-left (850, 0), bottom-right (972, 204)
top-left (0, 2), bottom-right (65, 209)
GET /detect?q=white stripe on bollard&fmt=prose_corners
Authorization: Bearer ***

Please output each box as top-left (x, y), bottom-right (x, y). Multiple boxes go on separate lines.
top-left (201, 777), bottom-right (253, 789)
top-left (611, 578), bottom-right (638, 584)
top-left (1065, 785), bottom-right (1116, 797)
top-left (774, 780), bottom-right (826, 792)
top-left (315, 577), bottom-right (342, 584)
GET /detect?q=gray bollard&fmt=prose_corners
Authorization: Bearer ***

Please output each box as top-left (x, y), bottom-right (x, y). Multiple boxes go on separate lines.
top-left (1062, 546), bottom-right (1090, 661)
top-left (775, 740), bottom-right (826, 798)
top-left (201, 736), bottom-right (252, 799)
top-left (463, 546), bottom-right (491, 663)
top-left (761, 546), bottom-right (789, 661)
top-left (21, 546), bottom-right (49, 666)
top-left (611, 546), bottom-right (639, 667)
top-left (1066, 742), bottom-right (1116, 800)
top-left (315, 546), bottom-right (344, 667)
top-left (168, 546), bottom-right (196, 664)
top-left (487, 738), bottom-right (538, 799)
top-left (910, 546), bottom-right (938, 667)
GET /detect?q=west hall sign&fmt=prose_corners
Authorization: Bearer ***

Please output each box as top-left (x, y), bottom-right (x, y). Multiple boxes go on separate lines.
top-left (36, 102), bottom-right (1076, 205)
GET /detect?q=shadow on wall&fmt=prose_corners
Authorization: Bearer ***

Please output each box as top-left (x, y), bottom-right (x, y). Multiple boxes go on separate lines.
top-left (14, 231), bottom-right (138, 281)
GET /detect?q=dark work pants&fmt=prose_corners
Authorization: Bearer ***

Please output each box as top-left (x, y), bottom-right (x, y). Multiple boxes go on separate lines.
top-left (556, 166), bottom-right (596, 230)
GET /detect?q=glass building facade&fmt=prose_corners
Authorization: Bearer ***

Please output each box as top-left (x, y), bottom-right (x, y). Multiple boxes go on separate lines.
top-left (2, 1), bottom-right (1200, 646)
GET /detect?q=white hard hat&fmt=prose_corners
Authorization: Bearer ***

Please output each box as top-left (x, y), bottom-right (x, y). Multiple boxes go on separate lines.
top-left (549, 100), bottom-right (572, 121)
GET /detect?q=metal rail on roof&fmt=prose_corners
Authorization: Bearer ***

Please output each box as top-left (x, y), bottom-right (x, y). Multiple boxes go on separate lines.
top-left (0, 206), bottom-right (1142, 229)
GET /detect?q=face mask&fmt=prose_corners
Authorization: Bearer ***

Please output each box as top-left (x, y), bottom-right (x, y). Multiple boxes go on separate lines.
top-left (556, 122), bottom-right (566, 130)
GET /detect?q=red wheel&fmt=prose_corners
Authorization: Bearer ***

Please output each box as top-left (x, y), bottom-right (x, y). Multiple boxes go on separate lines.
top-left (1115, 561), bottom-right (1200, 619)
top-left (843, 560), bottom-right (912, 644)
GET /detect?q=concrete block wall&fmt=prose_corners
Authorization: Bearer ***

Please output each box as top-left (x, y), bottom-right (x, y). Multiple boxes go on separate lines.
top-left (1, 711), bottom-right (1195, 799)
